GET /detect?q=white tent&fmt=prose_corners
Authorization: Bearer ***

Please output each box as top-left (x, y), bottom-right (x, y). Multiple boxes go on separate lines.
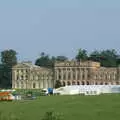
top-left (54, 85), bottom-right (120, 95)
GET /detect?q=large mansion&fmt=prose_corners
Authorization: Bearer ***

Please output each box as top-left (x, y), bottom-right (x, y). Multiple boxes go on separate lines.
top-left (12, 61), bottom-right (120, 89)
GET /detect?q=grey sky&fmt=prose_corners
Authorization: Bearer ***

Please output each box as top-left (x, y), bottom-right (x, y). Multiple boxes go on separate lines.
top-left (0, 0), bottom-right (120, 62)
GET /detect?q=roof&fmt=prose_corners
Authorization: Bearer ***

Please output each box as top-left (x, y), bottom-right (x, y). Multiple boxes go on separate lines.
top-left (12, 61), bottom-right (52, 71)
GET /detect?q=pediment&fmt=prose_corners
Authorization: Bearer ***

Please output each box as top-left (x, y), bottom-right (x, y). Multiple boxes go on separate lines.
top-left (12, 63), bottom-right (30, 69)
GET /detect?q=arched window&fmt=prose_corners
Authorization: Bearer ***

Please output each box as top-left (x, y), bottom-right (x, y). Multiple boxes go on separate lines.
top-left (72, 81), bottom-right (76, 85)
top-left (77, 81), bottom-right (80, 85)
top-left (81, 81), bottom-right (85, 85)
top-left (67, 81), bottom-right (71, 85)
top-left (95, 82), bottom-right (98, 85)
top-left (116, 82), bottom-right (119, 85)
top-left (100, 82), bottom-right (103, 85)
top-left (86, 81), bottom-right (89, 85)
top-left (105, 82), bottom-right (108, 85)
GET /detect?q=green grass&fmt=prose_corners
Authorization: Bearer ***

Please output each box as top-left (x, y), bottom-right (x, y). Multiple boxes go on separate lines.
top-left (0, 94), bottom-right (120, 120)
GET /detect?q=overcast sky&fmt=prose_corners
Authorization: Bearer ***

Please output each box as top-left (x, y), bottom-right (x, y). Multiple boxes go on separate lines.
top-left (0, 0), bottom-right (120, 62)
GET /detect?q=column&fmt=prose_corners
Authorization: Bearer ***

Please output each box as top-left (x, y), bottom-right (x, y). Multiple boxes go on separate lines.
top-left (84, 68), bottom-right (88, 80)
top-left (80, 68), bottom-right (83, 80)
top-left (70, 68), bottom-right (73, 80)
top-left (66, 68), bottom-right (68, 80)
top-left (75, 68), bottom-right (78, 80)
top-left (12, 70), bottom-right (16, 88)
top-left (61, 68), bottom-right (64, 80)
top-left (56, 69), bottom-right (59, 80)
top-left (77, 68), bottom-right (80, 80)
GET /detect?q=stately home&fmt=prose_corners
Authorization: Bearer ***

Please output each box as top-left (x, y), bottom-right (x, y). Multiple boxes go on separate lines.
top-left (12, 61), bottom-right (53, 89)
top-left (12, 61), bottom-right (120, 89)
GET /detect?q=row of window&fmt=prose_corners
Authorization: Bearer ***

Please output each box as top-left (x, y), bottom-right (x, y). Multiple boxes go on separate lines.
top-left (62, 81), bottom-right (119, 86)
top-left (15, 81), bottom-right (51, 89)
top-left (56, 68), bottom-right (89, 72)
top-left (16, 75), bottom-right (52, 80)
top-left (57, 73), bottom-right (90, 80)
top-left (94, 74), bottom-right (117, 80)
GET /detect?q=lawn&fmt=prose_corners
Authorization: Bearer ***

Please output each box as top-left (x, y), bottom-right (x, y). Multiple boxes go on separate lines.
top-left (0, 94), bottom-right (120, 120)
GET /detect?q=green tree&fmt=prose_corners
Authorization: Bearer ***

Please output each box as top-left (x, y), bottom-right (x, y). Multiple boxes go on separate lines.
top-left (35, 53), bottom-right (68, 68)
top-left (1, 49), bottom-right (17, 67)
top-left (35, 52), bottom-right (53, 68)
top-left (89, 49), bottom-right (118, 67)
top-left (0, 49), bottom-right (17, 88)
top-left (100, 49), bottom-right (118, 67)
top-left (116, 56), bottom-right (120, 66)
top-left (76, 49), bottom-right (88, 62)
top-left (55, 56), bottom-right (68, 62)
top-left (55, 80), bottom-right (62, 88)
top-left (89, 50), bottom-right (101, 62)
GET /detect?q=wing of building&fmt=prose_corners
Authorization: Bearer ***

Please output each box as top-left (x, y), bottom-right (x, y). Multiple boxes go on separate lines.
top-left (12, 60), bottom-right (120, 89)
top-left (12, 61), bottom-right (53, 89)
top-left (54, 60), bottom-right (120, 86)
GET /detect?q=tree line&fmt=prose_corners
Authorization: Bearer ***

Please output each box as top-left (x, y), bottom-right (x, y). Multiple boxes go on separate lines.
top-left (35, 49), bottom-right (120, 68)
top-left (0, 48), bottom-right (120, 88)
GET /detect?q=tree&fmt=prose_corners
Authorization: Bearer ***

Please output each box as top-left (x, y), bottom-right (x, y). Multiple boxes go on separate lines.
top-left (35, 53), bottom-right (68, 68)
top-left (89, 49), bottom-right (118, 67)
top-left (0, 64), bottom-right (11, 88)
top-left (75, 49), bottom-right (88, 62)
top-left (1, 49), bottom-right (17, 67)
top-left (100, 49), bottom-right (118, 67)
top-left (55, 80), bottom-right (62, 88)
top-left (89, 50), bottom-right (101, 61)
top-left (116, 56), bottom-right (120, 66)
top-left (55, 56), bottom-right (68, 62)
top-left (35, 52), bottom-right (53, 68)
top-left (0, 49), bottom-right (17, 88)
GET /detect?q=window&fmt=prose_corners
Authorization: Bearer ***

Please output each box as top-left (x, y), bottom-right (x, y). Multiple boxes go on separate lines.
top-left (72, 81), bottom-right (75, 85)
top-left (59, 75), bottom-right (61, 80)
top-left (105, 82), bottom-right (108, 85)
top-left (63, 82), bottom-right (65, 86)
top-left (82, 81), bottom-right (85, 85)
top-left (63, 74), bottom-right (66, 80)
top-left (67, 81), bottom-right (71, 85)
top-left (21, 75), bottom-right (23, 80)
top-left (17, 75), bottom-right (19, 80)
top-left (77, 81), bottom-right (80, 85)
top-left (33, 83), bottom-right (36, 89)
top-left (100, 82), bottom-right (103, 85)
top-left (86, 81), bottom-right (89, 85)
top-left (68, 73), bottom-right (71, 80)
top-left (73, 73), bottom-right (75, 80)
top-left (25, 75), bottom-right (28, 80)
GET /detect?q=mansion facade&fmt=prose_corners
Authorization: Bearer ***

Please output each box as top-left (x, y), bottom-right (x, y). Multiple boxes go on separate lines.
top-left (12, 61), bottom-right (120, 89)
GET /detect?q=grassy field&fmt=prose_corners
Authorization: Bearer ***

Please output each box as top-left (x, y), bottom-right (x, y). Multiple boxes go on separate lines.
top-left (0, 94), bottom-right (120, 120)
